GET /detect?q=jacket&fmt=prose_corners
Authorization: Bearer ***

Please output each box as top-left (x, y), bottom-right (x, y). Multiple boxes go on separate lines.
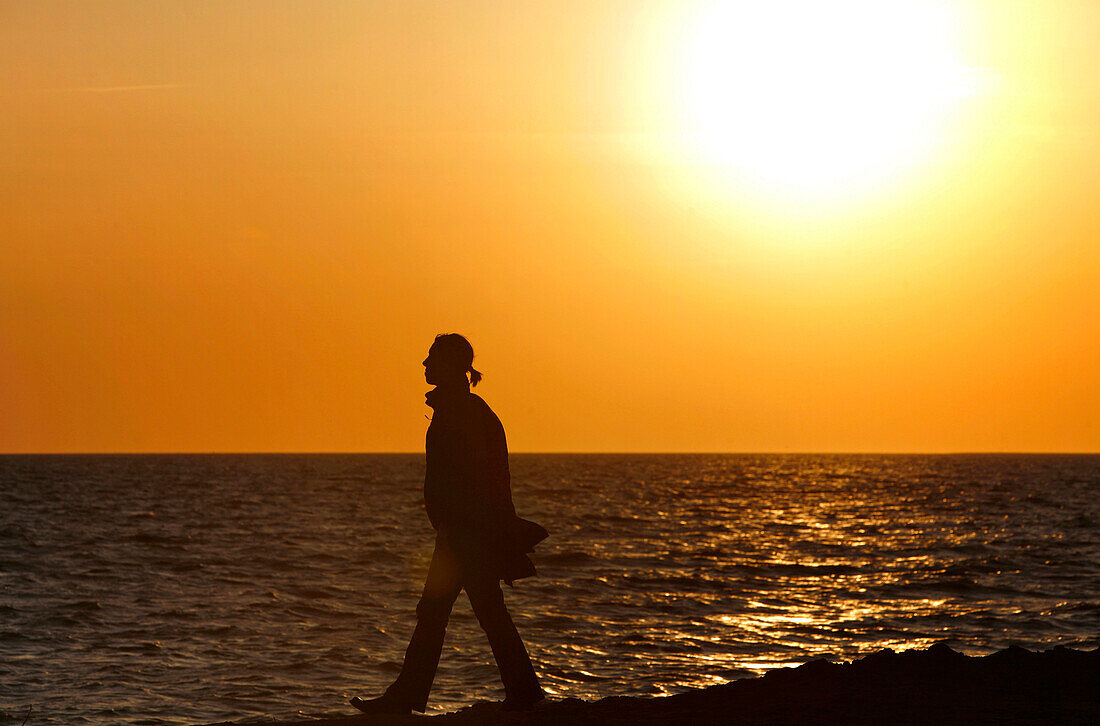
top-left (423, 385), bottom-right (547, 584)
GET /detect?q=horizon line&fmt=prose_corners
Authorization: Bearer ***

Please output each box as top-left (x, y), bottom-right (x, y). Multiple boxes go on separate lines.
top-left (1, 450), bottom-right (1097, 456)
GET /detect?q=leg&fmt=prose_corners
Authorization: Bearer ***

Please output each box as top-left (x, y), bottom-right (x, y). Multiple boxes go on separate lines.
top-left (385, 536), bottom-right (463, 712)
top-left (464, 575), bottom-right (544, 705)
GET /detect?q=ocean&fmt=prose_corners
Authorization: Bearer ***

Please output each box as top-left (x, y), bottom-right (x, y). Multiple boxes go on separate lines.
top-left (1, 454), bottom-right (1098, 725)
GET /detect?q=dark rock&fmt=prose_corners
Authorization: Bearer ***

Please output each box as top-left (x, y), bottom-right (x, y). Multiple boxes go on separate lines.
top-left (927, 641), bottom-right (964, 659)
top-left (196, 644), bottom-right (1100, 726)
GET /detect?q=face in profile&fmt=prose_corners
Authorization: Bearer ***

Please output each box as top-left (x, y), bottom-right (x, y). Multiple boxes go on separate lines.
top-left (423, 344), bottom-right (443, 385)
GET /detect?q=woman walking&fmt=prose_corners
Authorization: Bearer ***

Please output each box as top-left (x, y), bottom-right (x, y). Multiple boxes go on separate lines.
top-left (351, 334), bottom-right (547, 714)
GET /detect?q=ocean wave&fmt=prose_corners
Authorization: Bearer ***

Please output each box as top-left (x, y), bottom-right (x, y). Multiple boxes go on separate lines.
top-left (3, 453), bottom-right (1098, 726)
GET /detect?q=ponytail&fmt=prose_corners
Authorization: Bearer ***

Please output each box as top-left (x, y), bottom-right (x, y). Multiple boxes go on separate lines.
top-left (468, 366), bottom-right (482, 387)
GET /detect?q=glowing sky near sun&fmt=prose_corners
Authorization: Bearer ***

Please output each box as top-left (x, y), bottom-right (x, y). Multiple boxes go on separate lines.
top-left (674, 1), bottom-right (982, 195)
top-left (1, 0), bottom-right (1097, 452)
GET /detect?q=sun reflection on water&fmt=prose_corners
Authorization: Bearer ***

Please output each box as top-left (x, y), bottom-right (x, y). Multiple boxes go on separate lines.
top-left (5, 454), bottom-right (1098, 722)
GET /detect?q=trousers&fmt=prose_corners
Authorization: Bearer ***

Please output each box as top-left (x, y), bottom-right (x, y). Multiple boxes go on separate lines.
top-left (385, 531), bottom-right (542, 711)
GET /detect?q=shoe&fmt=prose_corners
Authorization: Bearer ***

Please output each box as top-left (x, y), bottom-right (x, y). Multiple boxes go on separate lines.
top-left (502, 691), bottom-right (546, 712)
top-left (349, 694), bottom-right (412, 715)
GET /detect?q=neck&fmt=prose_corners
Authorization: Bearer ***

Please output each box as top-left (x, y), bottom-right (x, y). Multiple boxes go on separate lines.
top-left (425, 378), bottom-right (469, 410)
top-left (432, 375), bottom-right (469, 392)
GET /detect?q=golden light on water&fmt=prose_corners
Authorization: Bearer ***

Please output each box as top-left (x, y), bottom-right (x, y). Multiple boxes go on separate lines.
top-left (627, 502), bottom-right (979, 684)
top-left (670, 0), bottom-right (983, 199)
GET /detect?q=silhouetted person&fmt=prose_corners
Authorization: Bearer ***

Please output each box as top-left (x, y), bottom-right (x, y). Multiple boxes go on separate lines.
top-left (351, 333), bottom-right (548, 715)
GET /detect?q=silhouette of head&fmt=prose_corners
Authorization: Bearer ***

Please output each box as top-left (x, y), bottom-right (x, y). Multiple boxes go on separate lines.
top-left (424, 333), bottom-right (482, 388)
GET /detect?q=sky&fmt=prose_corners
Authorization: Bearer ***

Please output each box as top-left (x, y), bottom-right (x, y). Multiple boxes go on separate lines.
top-left (1, 0), bottom-right (1097, 453)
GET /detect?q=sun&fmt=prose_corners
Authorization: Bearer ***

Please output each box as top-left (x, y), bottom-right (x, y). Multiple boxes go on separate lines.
top-left (675, 0), bottom-right (975, 198)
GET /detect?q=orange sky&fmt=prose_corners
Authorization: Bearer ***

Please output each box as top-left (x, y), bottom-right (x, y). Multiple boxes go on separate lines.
top-left (2, 0), bottom-right (1097, 453)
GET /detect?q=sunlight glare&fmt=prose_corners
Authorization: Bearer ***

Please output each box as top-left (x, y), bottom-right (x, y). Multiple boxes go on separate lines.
top-left (677, 0), bottom-right (977, 197)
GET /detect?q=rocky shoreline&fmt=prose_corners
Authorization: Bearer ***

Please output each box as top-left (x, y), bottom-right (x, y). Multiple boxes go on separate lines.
top-left (200, 643), bottom-right (1100, 725)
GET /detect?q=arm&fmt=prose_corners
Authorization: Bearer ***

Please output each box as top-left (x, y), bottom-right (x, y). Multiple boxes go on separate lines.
top-left (424, 414), bottom-right (480, 531)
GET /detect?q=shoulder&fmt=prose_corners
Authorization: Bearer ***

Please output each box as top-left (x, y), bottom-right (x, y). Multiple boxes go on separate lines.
top-left (468, 394), bottom-right (506, 441)
top-left (434, 393), bottom-right (491, 431)
top-left (468, 393), bottom-right (500, 420)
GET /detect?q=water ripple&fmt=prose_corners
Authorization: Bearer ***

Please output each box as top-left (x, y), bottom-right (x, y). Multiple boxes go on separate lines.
top-left (0, 453), bottom-right (1098, 725)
